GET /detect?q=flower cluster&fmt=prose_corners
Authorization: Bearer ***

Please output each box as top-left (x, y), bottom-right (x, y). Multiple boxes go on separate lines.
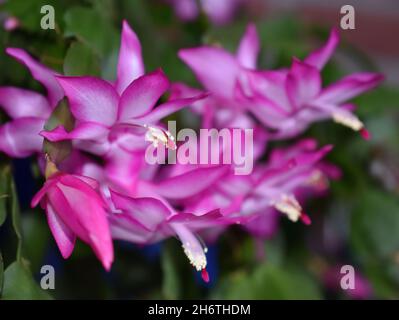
top-left (0, 20), bottom-right (382, 282)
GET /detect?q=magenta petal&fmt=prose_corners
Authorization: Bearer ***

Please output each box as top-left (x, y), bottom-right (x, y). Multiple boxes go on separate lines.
top-left (115, 20), bottom-right (145, 94)
top-left (179, 47), bottom-right (240, 98)
top-left (31, 178), bottom-right (58, 208)
top-left (304, 28), bottom-right (339, 70)
top-left (294, 145), bottom-right (333, 167)
top-left (0, 117), bottom-right (45, 157)
top-left (105, 146), bottom-right (143, 190)
top-left (201, 0), bottom-right (238, 25)
top-left (132, 93), bottom-right (208, 125)
top-left (110, 191), bottom-right (171, 231)
top-left (236, 23), bottom-right (260, 69)
top-left (315, 73), bottom-right (384, 105)
top-left (151, 166), bottom-right (229, 199)
top-left (172, 0), bottom-right (199, 21)
top-left (74, 175), bottom-right (100, 190)
top-left (286, 59), bottom-right (321, 109)
top-left (118, 69), bottom-right (170, 120)
top-left (41, 122), bottom-right (109, 142)
top-left (56, 76), bottom-right (119, 126)
top-left (0, 87), bottom-right (51, 119)
top-left (46, 203), bottom-right (76, 259)
top-left (167, 209), bottom-right (231, 229)
top-left (6, 48), bottom-right (63, 107)
top-left (54, 175), bottom-right (114, 270)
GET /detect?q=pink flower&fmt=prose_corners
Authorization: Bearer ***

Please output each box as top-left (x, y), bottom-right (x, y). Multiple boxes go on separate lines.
top-left (0, 49), bottom-right (63, 157)
top-left (41, 20), bottom-right (205, 156)
top-left (167, 0), bottom-right (242, 25)
top-left (31, 159), bottom-right (114, 271)
top-left (108, 189), bottom-right (238, 282)
top-left (178, 25), bottom-right (383, 139)
top-left (242, 139), bottom-right (340, 237)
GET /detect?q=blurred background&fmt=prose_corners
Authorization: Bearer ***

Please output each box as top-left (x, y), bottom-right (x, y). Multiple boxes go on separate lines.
top-left (0, 0), bottom-right (398, 299)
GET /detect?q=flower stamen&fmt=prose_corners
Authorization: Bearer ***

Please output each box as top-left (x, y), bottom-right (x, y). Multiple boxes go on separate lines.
top-left (144, 124), bottom-right (177, 150)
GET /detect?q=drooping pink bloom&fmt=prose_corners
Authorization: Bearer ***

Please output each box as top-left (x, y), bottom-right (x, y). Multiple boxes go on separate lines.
top-left (0, 49), bottom-right (63, 157)
top-left (178, 25), bottom-right (383, 139)
top-left (31, 160), bottom-right (114, 270)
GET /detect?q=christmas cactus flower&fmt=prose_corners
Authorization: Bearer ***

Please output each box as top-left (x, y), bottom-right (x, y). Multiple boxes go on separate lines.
top-left (178, 25), bottom-right (383, 139)
top-left (41, 21), bottom-right (206, 156)
top-left (31, 156), bottom-right (114, 270)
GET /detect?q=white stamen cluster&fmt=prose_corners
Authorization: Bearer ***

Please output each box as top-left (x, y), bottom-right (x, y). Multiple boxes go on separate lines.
top-left (332, 112), bottom-right (363, 131)
top-left (273, 194), bottom-right (302, 222)
top-left (144, 125), bottom-right (176, 150)
top-left (182, 243), bottom-right (207, 271)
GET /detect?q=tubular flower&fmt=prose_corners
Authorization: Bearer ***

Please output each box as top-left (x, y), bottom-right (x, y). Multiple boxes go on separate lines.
top-left (31, 157), bottom-right (114, 270)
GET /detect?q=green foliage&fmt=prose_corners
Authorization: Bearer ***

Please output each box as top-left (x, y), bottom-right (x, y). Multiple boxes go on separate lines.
top-left (64, 6), bottom-right (119, 59)
top-left (63, 42), bottom-right (101, 76)
top-left (2, 260), bottom-right (51, 300)
top-left (213, 264), bottom-right (322, 299)
top-left (161, 242), bottom-right (182, 299)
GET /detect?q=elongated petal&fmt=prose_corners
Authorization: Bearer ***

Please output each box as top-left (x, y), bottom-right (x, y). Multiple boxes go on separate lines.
top-left (110, 191), bottom-right (171, 231)
top-left (179, 47), bottom-right (240, 98)
top-left (0, 87), bottom-right (51, 119)
top-left (56, 76), bottom-right (119, 126)
top-left (41, 122), bottom-right (109, 142)
top-left (132, 93), bottom-right (208, 125)
top-left (236, 23), bottom-right (259, 69)
top-left (31, 178), bottom-right (59, 208)
top-left (118, 69), bottom-right (169, 120)
top-left (49, 175), bottom-right (113, 270)
top-left (0, 117), bottom-right (44, 157)
top-left (294, 145), bottom-right (333, 167)
top-left (151, 166), bottom-right (229, 199)
top-left (286, 59), bottom-right (321, 109)
top-left (109, 212), bottom-right (154, 244)
top-left (304, 28), bottom-right (339, 70)
top-left (168, 209), bottom-right (221, 224)
top-left (315, 73), bottom-right (384, 105)
top-left (115, 20), bottom-right (145, 94)
top-left (167, 209), bottom-right (242, 228)
top-left (46, 202), bottom-right (76, 259)
top-left (6, 48), bottom-right (63, 107)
